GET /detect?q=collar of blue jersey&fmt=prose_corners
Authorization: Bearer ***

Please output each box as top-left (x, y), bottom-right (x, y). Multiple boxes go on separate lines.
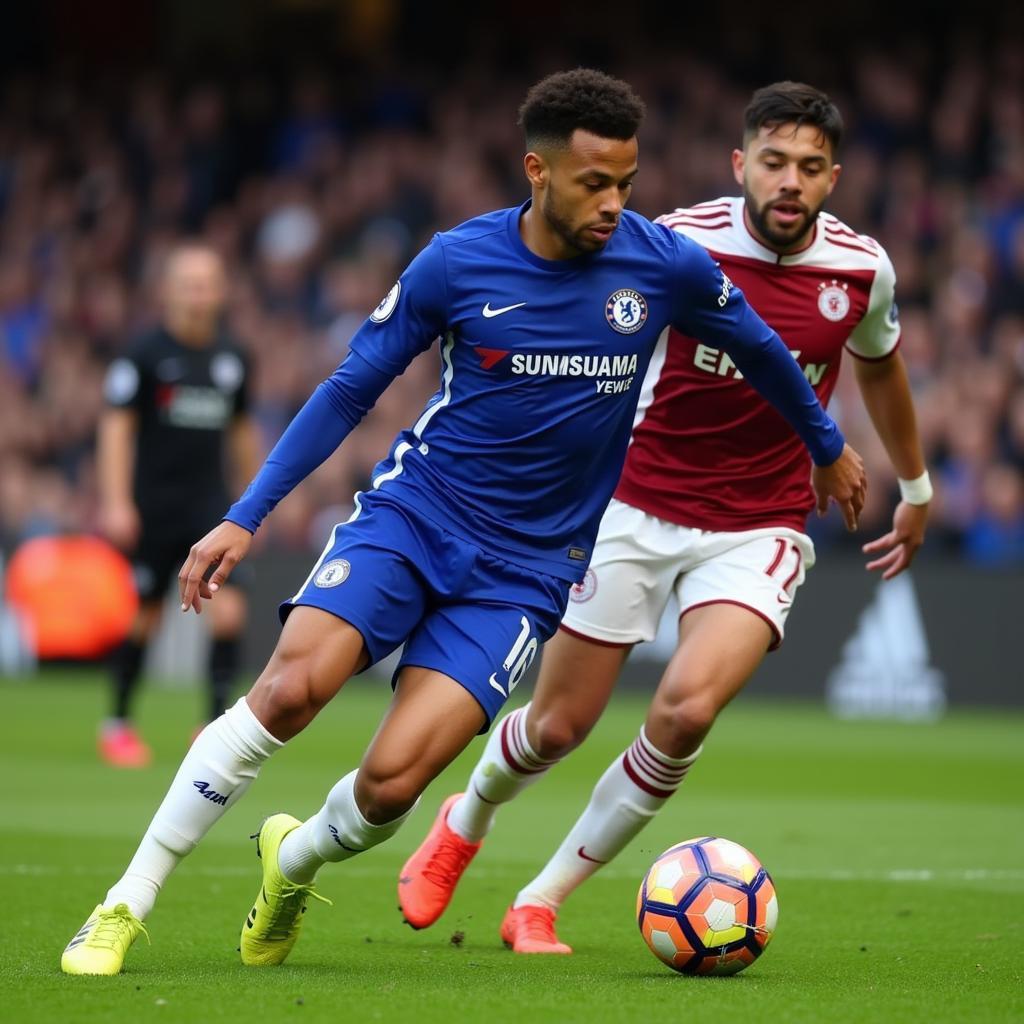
top-left (507, 200), bottom-right (606, 272)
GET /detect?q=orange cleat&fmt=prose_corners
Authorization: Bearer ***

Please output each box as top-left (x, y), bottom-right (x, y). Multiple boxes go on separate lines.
top-left (500, 904), bottom-right (573, 954)
top-left (398, 793), bottom-right (481, 929)
top-left (98, 722), bottom-right (152, 768)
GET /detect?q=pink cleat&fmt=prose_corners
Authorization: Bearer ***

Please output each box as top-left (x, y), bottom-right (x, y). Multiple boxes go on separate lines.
top-left (500, 904), bottom-right (573, 954)
top-left (398, 794), bottom-right (481, 929)
top-left (98, 722), bottom-right (152, 768)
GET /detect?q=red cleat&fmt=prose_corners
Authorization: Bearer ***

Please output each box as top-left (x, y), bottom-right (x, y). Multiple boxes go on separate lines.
top-left (98, 722), bottom-right (152, 768)
top-left (500, 904), bottom-right (573, 954)
top-left (398, 793), bottom-right (481, 929)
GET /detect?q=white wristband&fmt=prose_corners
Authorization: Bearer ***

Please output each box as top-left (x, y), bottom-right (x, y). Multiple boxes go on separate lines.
top-left (898, 470), bottom-right (933, 505)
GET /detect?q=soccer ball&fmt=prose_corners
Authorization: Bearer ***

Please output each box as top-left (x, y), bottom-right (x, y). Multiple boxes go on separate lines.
top-left (636, 836), bottom-right (778, 975)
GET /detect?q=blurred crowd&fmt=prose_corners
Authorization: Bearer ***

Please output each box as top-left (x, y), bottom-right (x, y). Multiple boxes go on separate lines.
top-left (1, 38), bottom-right (1023, 565)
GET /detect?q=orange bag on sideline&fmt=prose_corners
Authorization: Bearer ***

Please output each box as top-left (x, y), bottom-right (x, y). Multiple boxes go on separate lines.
top-left (5, 535), bottom-right (138, 659)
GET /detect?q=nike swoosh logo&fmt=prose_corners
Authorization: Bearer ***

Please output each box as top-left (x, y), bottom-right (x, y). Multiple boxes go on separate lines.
top-left (777, 594), bottom-right (791, 605)
top-left (482, 301), bottom-right (527, 318)
top-left (488, 673), bottom-right (507, 696)
top-left (577, 845), bottom-right (608, 864)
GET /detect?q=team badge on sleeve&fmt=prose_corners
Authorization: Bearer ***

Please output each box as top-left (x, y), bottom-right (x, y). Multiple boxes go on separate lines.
top-left (606, 289), bottom-right (648, 334)
top-left (314, 559), bottom-right (351, 587)
top-left (817, 280), bottom-right (850, 322)
top-left (370, 282), bottom-right (401, 323)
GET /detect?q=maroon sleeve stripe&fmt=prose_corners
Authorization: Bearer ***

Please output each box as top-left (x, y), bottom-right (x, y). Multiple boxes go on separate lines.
top-left (823, 233), bottom-right (878, 256)
top-left (660, 211), bottom-right (732, 226)
top-left (663, 218), bottom-right (731, 231)
top-left (845, 336), bottom-right (901, 362)
top-left (823, 221), bottom-right (878, 248)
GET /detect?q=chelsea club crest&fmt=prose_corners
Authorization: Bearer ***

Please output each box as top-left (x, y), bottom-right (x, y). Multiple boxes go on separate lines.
top-left (606, 289), bottom-right (648, 334)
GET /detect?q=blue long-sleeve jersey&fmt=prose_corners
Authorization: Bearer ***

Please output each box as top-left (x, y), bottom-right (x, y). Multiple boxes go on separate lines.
top-left (228, 203), bottom-right (844, 582)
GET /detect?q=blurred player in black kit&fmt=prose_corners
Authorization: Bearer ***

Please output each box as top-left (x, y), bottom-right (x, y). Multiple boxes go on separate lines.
top-left (96, 244), bottom-right (260, 766)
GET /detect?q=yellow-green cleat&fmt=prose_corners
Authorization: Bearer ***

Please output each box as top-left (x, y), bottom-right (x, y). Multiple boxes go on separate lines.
top-left (240, 813), bottom-right (331, 966)
top-left (61, 903), bottom-right (149, 976)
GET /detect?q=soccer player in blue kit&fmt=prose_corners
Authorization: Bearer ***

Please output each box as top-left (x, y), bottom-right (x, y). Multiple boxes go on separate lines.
top-left (61, 69), bottom-right (865, 975)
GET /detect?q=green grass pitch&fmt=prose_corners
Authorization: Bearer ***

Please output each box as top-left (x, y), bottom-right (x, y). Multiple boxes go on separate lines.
top-left (2, 671), bottom-right (1022, 1023)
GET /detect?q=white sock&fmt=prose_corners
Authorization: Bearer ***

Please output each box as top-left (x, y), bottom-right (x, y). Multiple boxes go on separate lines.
top-left (446, 704), bottom-right (560, 843)
top-left (514, 728), bottom-right (701, 912)
top-left (277, 771), bottom-right (418, 883)
top-left (104, 697), bottom-right (282, 918)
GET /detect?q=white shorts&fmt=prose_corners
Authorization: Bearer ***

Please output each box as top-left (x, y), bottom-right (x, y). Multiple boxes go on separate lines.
top-left (563, 498), bottom-right (816, 650)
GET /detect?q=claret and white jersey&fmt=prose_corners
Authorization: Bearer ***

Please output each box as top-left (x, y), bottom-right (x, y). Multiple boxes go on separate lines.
top-left (616, 196), bottom-right (900, 534)
top-left (562, 196), bottom-right (899, 647)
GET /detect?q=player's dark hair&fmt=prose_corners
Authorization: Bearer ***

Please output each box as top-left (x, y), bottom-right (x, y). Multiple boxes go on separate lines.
top-left (744, 81), bottom-right (843, 155)
top-left (519, 68), bottom-right (646, 150)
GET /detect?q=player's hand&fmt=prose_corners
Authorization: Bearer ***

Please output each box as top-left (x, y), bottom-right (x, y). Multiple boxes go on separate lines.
top-left (178, 521), bottom-right (253, 615)
top-left (862, 500), bottom-right (929, 580)
top-left (99, 500), bottom-right (141, 551)
top-left (811, 443), bottom-right (867, 532)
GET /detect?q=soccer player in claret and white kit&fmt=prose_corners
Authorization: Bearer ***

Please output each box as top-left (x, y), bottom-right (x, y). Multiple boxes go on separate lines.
top-left (398, 82), bottom-right (931, 953)
top-left (60, 70), bottom-right (867, 977)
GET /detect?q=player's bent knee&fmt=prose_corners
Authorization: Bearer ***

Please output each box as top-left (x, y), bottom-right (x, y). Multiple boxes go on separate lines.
top-left (648, 692), bottom-right (721, 757)
top-left (355, 767), bottom-right (421, 824)
top-left (529, 708), bottom-right (591, 760)
top-left (248, 657), bottom-right (326, 737)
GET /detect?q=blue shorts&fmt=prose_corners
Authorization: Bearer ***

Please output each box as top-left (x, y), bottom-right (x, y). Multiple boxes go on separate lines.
top-left (280, 491), bottom-right (570, 727)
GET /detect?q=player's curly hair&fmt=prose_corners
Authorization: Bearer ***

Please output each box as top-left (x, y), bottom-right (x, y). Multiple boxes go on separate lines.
top-left (744, 81), bottom-right (843, 154)
top-left (519, 68), bottom-right (646, 149)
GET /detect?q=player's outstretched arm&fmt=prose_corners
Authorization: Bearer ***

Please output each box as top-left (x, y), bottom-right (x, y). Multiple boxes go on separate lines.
top-left (175, 354), bottom-right (392, 615)
top-left (179, 521), bottom-right (253, 613)
top-left (177, 240), bottom-right (448, 615)
top-left (853, 352), bottom-right (930, 577)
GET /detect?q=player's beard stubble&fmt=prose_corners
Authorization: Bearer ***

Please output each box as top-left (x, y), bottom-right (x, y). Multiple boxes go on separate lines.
top-left (542, 188), bottom-right (613, 256)
top-left (743, 186), bottom-right (825, 252)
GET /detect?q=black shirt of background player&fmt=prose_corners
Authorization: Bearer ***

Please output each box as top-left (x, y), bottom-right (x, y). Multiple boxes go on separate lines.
top-left (104, 326), bottom-right (250, 532)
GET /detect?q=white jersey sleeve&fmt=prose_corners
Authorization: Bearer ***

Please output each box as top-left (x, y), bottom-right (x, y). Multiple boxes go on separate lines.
top-left (845, 244), bottom-right (901, 360)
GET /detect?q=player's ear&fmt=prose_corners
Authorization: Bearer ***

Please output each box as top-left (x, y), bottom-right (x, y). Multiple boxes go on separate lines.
top-left (827, 162), bottom-right (841, 195)
top-left (731, 148), bottom-right (745, 187)
top-left (524, 151), bottom-right (549, 189)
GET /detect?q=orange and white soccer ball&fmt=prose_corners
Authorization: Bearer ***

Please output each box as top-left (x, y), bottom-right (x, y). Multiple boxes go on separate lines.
top-left (636, 836), bottom-right (778, 975)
